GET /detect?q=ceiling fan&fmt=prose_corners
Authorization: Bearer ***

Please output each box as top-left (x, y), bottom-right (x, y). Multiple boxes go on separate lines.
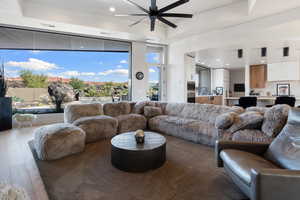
top-left (116, 0), bottom-right (193, 31)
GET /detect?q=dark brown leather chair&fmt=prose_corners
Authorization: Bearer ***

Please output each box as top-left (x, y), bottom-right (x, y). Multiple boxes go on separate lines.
top-left (216, 108), bottom-right (300, 200)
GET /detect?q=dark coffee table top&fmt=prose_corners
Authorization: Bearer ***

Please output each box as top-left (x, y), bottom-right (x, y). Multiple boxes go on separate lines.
top-left (111, 131), bottom-right (166, 151)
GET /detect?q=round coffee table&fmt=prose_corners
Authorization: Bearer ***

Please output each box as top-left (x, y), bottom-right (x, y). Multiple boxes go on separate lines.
top-left (111, 131), bottom-right (166, 172)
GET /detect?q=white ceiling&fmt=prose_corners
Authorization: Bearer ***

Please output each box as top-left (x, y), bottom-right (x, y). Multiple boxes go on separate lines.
top-left (193, 41), bottom-right (300, 69)
top-left (22, 0), bottom-right (240, 19)
top-left (1, 0), bottom-right (300, 44)
top-left (20, 0), bottom-right (244, 32)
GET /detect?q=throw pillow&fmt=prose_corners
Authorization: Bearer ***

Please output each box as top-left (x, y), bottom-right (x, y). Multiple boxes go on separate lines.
top-left (133, 101), bottom-right (156, 114)
top-left (229, 111), bottom-right (264, 133)
top-left (215, 112), bottom-right (238, 129)
top-left (262, 104), bottom-right (290, 137)
top-left (144, 106), bottom-right (162, 118)
top-left (246, 106), bottom-right (269, 115)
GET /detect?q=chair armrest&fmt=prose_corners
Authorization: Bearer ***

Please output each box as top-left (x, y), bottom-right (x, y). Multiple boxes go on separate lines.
top-left (215, 140), bottom-right (270, 167)
top-left (251, 168), bottom-right (300, 200)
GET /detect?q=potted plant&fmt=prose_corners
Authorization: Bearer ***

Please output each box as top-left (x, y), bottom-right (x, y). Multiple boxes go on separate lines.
top-left (0, 63), bottom-right (12, 131)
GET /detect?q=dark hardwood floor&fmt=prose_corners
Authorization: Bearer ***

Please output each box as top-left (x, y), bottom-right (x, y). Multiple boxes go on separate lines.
top-left (0, 126), bottom-right (49, 200)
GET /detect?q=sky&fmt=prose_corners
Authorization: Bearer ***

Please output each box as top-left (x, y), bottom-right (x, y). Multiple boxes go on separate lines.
top-left (0, 50), bottom-right (160, 83)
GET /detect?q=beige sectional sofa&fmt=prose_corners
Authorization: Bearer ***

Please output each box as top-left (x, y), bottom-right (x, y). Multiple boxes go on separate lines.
top-left (148, 102), bottom-right (244, 146)
top-left (64, 101), bottom-right (290, 146)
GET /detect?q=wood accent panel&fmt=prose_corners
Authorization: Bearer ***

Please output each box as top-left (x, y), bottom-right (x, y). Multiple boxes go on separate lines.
top-left (250, 64), bottom-right (267, 89)
top-left (196, 96), bottom-right (223, 105)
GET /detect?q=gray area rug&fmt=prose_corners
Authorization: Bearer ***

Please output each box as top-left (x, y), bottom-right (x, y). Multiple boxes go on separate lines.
top-left (29, 135), bottom-right (247, 200)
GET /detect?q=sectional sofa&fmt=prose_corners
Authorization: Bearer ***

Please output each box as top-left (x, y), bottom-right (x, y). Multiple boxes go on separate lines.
top-left (64, 101), bottom-right (290, 146)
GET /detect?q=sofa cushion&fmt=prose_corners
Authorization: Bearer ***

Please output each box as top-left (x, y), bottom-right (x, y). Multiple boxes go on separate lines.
top-left (265, 108), bottom-right (300, 170)
top-left (215, 112), bottom-right (238, 129)
top-left (229, 111), bottom-right (264, 133)
top-left (73, 115), bottom-right (118, 143)
top-left (103, 102), bottom-right (131, 117)
top-left (144, 106), bottom-right (162, 118)
top-left (116, 114), bottom-right (147, 133)
top-left (262, 104), bottom-right (290, 137)
top-left (64, 103), bottom-right (103, 123)
top-left (34, 123), bottom-right (86, 160)
top-left (165, 103), bottom-right (186, 116)
top-left (220, 149), bottom-right (279, 185)
top-left (133, 101), bottom-right (156, 114)
top-left (246, 106), bottom-right (269, 115)
top-left (148, 115), bottom-right (218, 146)
top-left (232, 129), bottom-right (273, 143)
top-left (176, 103), bottom-right (244, 124)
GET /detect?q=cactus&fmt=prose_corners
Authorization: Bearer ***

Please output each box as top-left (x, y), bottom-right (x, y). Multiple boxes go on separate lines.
top-left (0, 62), bottom-right (7, 98)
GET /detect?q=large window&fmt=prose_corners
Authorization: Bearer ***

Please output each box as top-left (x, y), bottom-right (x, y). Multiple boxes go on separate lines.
top-left (146, 46), bottom-right (165, 101)
top-left (0, 27), bottom-right (131, 113)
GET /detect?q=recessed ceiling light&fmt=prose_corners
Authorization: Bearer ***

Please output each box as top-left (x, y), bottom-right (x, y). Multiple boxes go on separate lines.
top-left (109, 7), bottom-right (116, 12)
top-left (226, 64), bottom-right (230, 66)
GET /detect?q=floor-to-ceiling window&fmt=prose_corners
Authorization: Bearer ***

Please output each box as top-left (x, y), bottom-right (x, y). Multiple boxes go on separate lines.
top-left (0, 27), bottom-right (131, 113)
top-left (146, 46), bottom-right (165, 101)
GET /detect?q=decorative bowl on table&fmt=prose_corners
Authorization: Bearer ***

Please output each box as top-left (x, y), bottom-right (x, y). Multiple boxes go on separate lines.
top-left (135, 130), bottom-right (145, 144)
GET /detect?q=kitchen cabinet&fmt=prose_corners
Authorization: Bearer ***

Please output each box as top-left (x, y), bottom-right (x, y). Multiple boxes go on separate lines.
top-left (268, 62), bottom-right (300, 81)
top-left (196, 96), bottom-right (223, 105)
top-left (250, 65), bottom-right (267, 88)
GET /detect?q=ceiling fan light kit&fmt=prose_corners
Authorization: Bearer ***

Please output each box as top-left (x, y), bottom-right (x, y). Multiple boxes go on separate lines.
top-left (116, 0), bottom-right (193, 31)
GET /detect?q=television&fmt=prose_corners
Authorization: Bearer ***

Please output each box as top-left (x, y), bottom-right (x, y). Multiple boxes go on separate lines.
top-left (234, 84), bottom-right (245, 92)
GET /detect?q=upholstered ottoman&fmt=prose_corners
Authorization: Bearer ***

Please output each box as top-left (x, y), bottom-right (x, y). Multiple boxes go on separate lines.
top-left (72, 115), bottom-right (118, 143)
top-left (34, 123), bottom-right (86, 161)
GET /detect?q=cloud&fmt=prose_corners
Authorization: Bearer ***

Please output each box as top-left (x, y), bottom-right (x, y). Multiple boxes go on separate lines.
top-left (116, 65), bottom-right (123, 68)
top-left (149, 68), bottom-right (156, 73)
top-left (5, 69), bottom-right (20, 77)
top-left (81, 72), bottom-right (96, 76)
top-left (6, 58), bottom-right (59, 71)
top-left (149, 80), bottom-right (159, 84)
top-left (99, 69), bottom-right (128, 76)
top-left (30, 50), bottom-right (41, 54)
top-left (47, 72), bottom-right (65, 78)
top-left (62, 71), bottom-right (96, 77)
top-left (120, 60), bottom-right (128, 64)
top-left (153, 55), bottom-right (160, 61)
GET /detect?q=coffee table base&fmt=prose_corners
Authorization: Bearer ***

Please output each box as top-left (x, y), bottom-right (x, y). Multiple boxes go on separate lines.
top-left (111, 143), bottom-right (166, 172)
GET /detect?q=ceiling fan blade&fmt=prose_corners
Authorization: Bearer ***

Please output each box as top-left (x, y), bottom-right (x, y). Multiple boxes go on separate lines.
top-left (158, 0), bottom-right (189, 13)
top-left (129, 17), bottom-right (147, 27)
top-left (160, 13), bottom-right (193, 18)
top-left (150, 17), bottom-right (156, 31)
top-left (123, 0), bottom-right (149, 13)
top-left (115, 14), bottom-right (148, 17)
top-left (151, 0), bottom-right (157, 10)
top-left (157, 17), bottom-right (177, 28)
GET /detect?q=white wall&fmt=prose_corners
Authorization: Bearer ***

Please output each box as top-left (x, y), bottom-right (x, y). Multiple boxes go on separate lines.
top-left (229, 69), bottom-right (245, 95)
top-left (211, 69), bottom-right (230, 94)
top-left (131, 42), bottom-right (148, 101)
top-left (167, 44), bottom-right (186, 102)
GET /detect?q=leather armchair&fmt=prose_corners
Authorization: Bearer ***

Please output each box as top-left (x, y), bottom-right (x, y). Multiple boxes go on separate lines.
top-left (216, 108), bottom-right (300, 200)
top-left (215, 140), bottom-right (270, 167)
top-left (251, 168), bottom-right (300, 200)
